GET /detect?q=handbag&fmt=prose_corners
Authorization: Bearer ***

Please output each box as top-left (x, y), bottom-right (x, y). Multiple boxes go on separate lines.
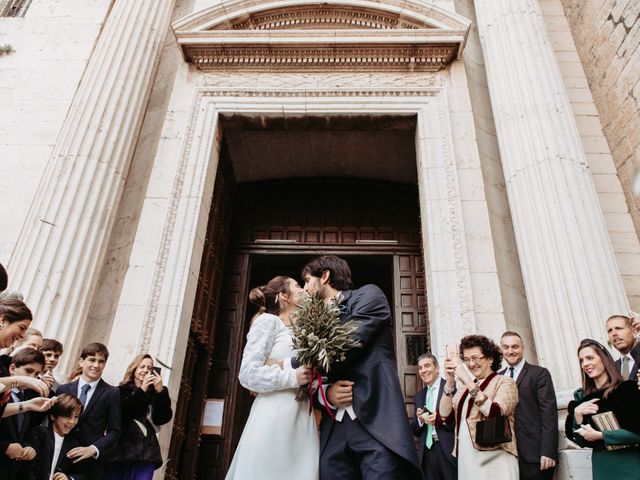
top-left (475, 415), bottom-right (512, 447)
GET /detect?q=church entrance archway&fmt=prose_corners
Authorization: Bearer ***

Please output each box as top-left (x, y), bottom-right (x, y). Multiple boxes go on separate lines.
top-left (165, 114), bottom-right (429, 478)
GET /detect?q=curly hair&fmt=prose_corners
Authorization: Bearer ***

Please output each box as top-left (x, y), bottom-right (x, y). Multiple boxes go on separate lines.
top-left (459, 334), bottom-right (503, 372)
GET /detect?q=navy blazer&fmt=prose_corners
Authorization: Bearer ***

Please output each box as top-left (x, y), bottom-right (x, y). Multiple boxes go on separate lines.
top-left (615, 342), bottom-right (640, 381)
top-left (412, 378), bottom-right (456, 467)
top-left (23, 425), bottom-right (89, 480)
top-left (0, 390), bottom-right (45, 480)
top-left (501, 362), bottom-right (558, 463)
top-left (309, 285), bottom-right (422, 479)
top-left (56, 379), bottom-right (121, 456)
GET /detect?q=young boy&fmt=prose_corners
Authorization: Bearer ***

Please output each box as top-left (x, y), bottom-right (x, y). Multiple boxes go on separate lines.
top-left (40, 339), bottom-right (64, 391)
top-left (25, 393), bottom-right (88, 480)
top-left (0, 348), bottom-right (47, 480)
top-left (56, 343), bottom-right (120, 478)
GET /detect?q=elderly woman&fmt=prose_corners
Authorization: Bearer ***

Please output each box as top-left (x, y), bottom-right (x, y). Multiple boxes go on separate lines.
top-left (565, 339), bottom-right (640, 479)
top-left (438, 335), bottom-right (519, 479)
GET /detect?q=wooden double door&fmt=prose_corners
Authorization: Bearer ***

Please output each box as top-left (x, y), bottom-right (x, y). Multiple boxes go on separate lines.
top-left (166, 174), bottom-right (429, 480)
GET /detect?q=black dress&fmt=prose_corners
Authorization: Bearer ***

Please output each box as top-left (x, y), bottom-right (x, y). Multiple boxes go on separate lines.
top-left (0, 355), bottom-right (11, 418)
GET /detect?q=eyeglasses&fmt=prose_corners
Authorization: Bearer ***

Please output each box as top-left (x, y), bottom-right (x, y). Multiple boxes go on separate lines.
top-left (460, 355), bottom-right (485, 365)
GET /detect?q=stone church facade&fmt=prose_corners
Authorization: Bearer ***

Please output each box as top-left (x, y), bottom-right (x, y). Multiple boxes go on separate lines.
top-left (1, 0), bottom-right (639, 478)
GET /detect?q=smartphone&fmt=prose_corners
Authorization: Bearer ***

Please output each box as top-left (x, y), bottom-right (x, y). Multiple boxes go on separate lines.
top-left (153, 366), bottom-right (162, 376)
top-left (445, 344), bottom-right (458, 363)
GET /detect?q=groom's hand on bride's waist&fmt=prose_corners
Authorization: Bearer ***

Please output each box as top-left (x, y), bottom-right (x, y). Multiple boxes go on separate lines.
top-left (327, 380), bottom-right (354, 408)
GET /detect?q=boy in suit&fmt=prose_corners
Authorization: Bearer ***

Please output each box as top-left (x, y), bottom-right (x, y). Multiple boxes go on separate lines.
top-left (40, 339), bottom-right (64, 392)
top-left (0, 348), bottom-right (47, 480)
top-left (24, 393), bottom-right (88, 480)
top-left (56, 343), bottom-right (121, 478)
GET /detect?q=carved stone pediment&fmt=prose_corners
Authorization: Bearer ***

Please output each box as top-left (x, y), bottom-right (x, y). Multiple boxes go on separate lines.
top-left (173, 1), bottom-right (470, 72)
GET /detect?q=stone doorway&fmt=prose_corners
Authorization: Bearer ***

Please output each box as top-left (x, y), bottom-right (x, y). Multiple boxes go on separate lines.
top-left (167, 169), bottom-right (428, 478)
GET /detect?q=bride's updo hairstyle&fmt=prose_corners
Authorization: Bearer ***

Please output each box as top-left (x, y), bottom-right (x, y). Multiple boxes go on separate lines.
top-left (249, 275), bottom-right (293, 316)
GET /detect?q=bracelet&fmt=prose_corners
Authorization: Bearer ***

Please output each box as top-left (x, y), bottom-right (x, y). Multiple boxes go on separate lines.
top-left (443, 385), bottom-right (455, 396)
top-left (469, 386), bottom-right (479, 398)
top-left (11, 377), bottom-right (18, 389)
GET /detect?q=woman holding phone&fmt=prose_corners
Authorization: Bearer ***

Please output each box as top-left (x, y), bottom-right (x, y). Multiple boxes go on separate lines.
top-left (104, 354), bottom-right (173, 480)
top-left (437, 335), bottom-right (519, 479)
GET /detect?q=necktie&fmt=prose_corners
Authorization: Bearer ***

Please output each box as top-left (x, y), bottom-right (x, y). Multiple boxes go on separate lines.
top-left (425, 386), bottom-right (435, 449)
top-left (509, 367), bottom-right (514, 379)
top-left (15, 390), bottom-right (25, 434)
top-left (79, 383), bottom-right (91, 407)
top-left (621, 356), bottom-right (630, 380)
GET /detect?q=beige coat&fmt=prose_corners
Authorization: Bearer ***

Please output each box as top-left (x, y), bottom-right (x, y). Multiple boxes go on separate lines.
top-left (449, 372), bottom-right (519, 457)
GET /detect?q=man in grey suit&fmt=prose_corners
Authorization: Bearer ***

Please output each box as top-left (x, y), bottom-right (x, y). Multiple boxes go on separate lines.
top-left (500, 332), bottom-right (557, 480)
top-left (606, 314), bottom-right (640, 381)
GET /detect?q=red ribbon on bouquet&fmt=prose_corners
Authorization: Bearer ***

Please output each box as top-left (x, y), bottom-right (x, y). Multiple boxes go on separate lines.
top-left (308, 369), bottom-right (336, 421)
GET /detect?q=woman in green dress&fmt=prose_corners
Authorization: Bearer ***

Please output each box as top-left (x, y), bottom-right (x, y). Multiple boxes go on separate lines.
top-left (565, 338), bottom-right (640, 479)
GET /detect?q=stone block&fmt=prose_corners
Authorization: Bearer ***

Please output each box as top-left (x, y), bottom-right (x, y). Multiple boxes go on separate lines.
top-left (593, 173), bottom-right (623, 193)
top-left (597, 192), bottom-right (631, 213)
top-left (615, 252), bottom-right (640, 275)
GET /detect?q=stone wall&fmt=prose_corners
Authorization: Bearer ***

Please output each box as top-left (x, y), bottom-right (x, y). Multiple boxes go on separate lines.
top-left (561, 0), bottom-right (640, 251)
top-left (0, 0), bottom-right (111, 263)
top-left (544, 0), bottom-right (640, 311)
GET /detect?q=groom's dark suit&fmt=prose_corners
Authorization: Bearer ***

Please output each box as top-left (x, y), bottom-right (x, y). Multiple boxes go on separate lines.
top-left (313, 284), bottom-right (422, 479)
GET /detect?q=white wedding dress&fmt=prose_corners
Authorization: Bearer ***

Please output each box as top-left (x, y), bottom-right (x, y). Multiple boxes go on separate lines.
top-left (225, 313), bottom-right (320, 480)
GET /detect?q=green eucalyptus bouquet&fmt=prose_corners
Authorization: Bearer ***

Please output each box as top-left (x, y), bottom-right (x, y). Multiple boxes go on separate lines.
top-left (290, 292), bottom-right (361, 404)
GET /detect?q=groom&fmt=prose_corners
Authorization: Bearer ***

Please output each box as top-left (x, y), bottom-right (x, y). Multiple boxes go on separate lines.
top-left (295, 255), bottom-right (422, 480)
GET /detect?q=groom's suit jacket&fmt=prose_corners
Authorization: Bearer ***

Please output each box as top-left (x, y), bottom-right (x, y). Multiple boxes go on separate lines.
top-left (317, 284), bottom-right (422, 478)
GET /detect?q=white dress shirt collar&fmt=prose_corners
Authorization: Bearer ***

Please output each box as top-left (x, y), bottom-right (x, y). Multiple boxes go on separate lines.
top-left (506, 357), bottom-right (526, 380)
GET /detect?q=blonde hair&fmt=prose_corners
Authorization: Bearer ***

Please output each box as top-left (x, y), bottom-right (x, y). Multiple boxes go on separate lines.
top-left (121, 353), bottom-right (154, 385)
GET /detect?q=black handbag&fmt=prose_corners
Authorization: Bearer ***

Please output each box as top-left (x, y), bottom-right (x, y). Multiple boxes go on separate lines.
top-left (475, 415), bottom-right (512, 447)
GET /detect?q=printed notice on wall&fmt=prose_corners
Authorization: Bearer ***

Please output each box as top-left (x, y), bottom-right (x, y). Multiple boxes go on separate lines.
top-left (201, 398), bottom-right (224, 435)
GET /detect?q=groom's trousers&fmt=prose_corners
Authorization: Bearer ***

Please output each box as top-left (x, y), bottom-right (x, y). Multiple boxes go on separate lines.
top-left (320, 416), bottom-right (413, 480)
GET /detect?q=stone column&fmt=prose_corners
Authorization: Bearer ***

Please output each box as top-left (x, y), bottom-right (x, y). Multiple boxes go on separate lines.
top-left (474, 0), bottom-right (628, 390)
top-left (8, 0), bottom-right (175, 372)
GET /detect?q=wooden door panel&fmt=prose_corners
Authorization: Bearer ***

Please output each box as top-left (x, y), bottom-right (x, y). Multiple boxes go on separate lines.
top-left (394, 253), bottom-right (429, 419)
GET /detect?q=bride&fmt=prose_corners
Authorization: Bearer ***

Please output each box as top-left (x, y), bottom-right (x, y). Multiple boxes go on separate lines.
top-left (225, 275), bottom-right (319, 480)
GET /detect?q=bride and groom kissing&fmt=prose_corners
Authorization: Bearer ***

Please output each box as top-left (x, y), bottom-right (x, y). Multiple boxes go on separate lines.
top-left (225, 255), bottom-right (422, 480)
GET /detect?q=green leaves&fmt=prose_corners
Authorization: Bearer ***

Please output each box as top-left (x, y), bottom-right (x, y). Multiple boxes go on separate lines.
top-left (290, 292), bottom-right (361, 375)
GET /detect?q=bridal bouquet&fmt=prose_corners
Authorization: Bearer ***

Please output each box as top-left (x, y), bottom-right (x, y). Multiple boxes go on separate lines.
top-left (290, 292), bottom-right (361, 412)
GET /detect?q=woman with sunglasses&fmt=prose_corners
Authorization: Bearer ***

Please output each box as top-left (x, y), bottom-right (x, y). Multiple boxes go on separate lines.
top-left (438, 334), bottom-right (519, 479)
top-left (565, 338), bottom-right (640, 479)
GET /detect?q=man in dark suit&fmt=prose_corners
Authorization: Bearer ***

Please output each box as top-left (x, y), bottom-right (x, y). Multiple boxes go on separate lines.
top-left (56, 343), bottom-right (121, 478)
top-left (606, 314), bottom-right (640, 381)
top-left (412, 353), bottom-right (456, 480)
top-left (300, 255), bottom-right (422, 480)
top-left (500, 332), bottom-right (557, 480)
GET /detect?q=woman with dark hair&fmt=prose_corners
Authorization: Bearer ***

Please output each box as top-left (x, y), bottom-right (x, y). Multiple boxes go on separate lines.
top-left (565, 338), bottom-right (640, 479)
top-left (103, 354), bottom-right (173, 480)
top-left (225, 276), bottom-right (317, 480)
top-left (0, 300), bottom-right (49, 418)
top-left (438, 335), bottom-right (519, 479)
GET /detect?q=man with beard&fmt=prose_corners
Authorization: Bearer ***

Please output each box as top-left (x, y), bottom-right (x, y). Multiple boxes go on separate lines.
top-left (298, 255), bottom-right (422, 480)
